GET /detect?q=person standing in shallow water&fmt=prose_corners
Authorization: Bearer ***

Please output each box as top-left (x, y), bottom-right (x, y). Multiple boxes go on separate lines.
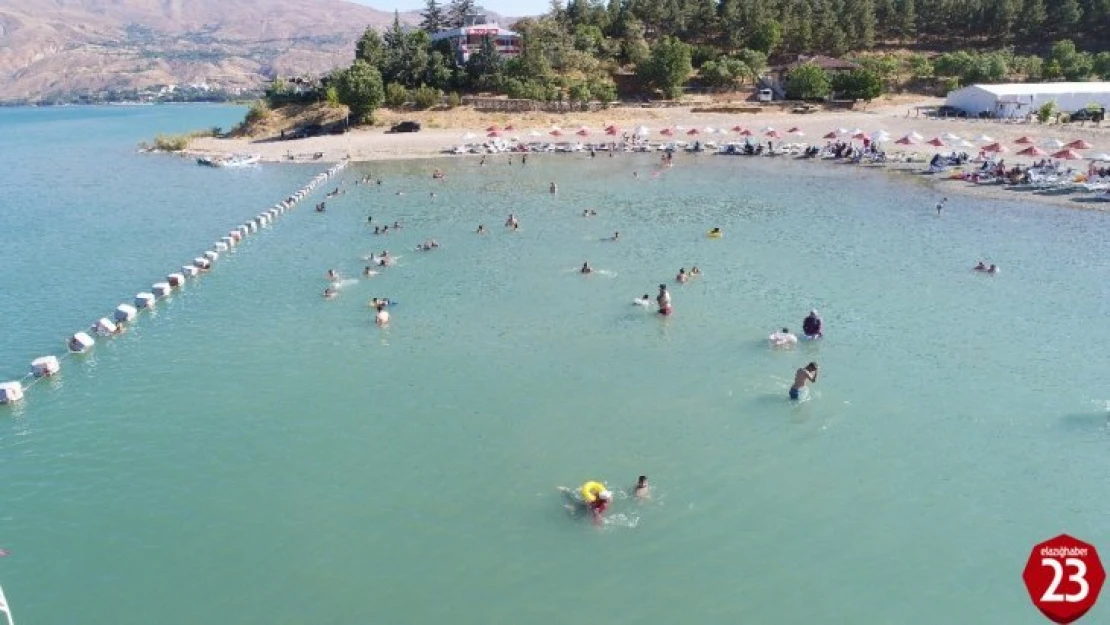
top-left (549, 182), bottom-right (558, 195)
top-left (790, 362), bottom-right (819, 401)
top-left (656, 284), bottom-right (672, 315)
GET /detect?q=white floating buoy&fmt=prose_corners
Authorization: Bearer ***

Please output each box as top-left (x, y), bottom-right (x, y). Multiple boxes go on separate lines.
top-left (193, 257), bottom-right (210, 270)
top-left (152, 282), bottom-right (172, 298)
top-left (214, 241), bottom-right (229, 253)
top-left (31, 355), bottom-right (60, 377)
top-left (114, 304), bottom-right (138, 322)
top-left (221, 235), bottom-right (236, 247)
top-left (229, 231), bottom-right (242, 242)
top-left (245, 222), bottom-right (257, 234)
top-left (93, 317), bottom-right (118, 336)
top-left (68, 331), bottom-right (95, 353)
top-left (135, 292), bottom-right (156, 309)
top-left (167, 273), bottom-right (185, 287)
top-left (0, 381), bottom-right (24, 404)
top-left (204, 250), bottom-right (219, 262)
top-left (182, 265), bottom-right (199, 277)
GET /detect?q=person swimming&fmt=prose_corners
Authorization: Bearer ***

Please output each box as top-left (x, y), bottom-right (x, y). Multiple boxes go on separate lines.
top-left (549, 182), bottom-right (558, 195)
top-left (323, 287), bottom-right (337, 299)
top-left (581, 262), bottom-right (593, 274)
top-left (633, 476), bottom-right (650, 499)
top-left (974, 261), bottom-right (988, 271)
top-left (610, 231), bottom-right (620, 241)
top-left (690, 266), bottom-right (701, 276)
top-left (676, 268), bottom-right (688, 283)
top-left (802, 310), bottom-right (822, 339)
top-left (326, 269), bottom-right (339, 282)
top-left (770, 327), bottom-right (798, 347)
top-left (505, 213), bottom-right (519, 228)
top-left (657, 284), bottom-right (672, 315)
top-left (790, 362), bottom-right (819, 401)
top-left (709, 227), bottom-right (722, 235)
top-left (987, 263), bottom-right (999, 274)
top-left (375, 304), bottom-right (390, 326)
top-left (634, 294), bottom-right (651, 307)
top-left (363, 266), bottom-right (376, 277)
top-left (477, 224), bottom-right (487, 234)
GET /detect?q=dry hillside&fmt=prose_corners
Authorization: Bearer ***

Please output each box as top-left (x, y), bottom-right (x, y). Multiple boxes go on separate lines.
top-left (0, 0), bottom-right (420, 102)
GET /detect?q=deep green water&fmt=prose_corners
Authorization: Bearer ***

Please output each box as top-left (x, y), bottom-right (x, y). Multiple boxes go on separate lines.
top-left (1, 105), bottom-right (1108, 624)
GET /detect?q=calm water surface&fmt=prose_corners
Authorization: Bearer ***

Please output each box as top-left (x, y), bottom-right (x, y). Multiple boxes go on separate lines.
top-left (0, 106), bottom-right (1108, 624)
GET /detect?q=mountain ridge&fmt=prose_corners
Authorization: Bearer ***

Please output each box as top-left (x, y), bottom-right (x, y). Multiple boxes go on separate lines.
top-left (0, 0), bottom-right (428, 102)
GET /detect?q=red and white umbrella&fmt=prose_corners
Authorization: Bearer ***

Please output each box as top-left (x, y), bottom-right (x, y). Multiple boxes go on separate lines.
top-left (486, 125), bottom-right (500, 132)
top-left (487, 131), bottom-right (501, 137)
top-left (766, 129), bottom-right (781, 139)
top-left (1014, 136), bottom-right (1034, 145)
top-left (1066, 139), bottom-right (1092, 149)
top-left (605, 126), bottom-right (619, 135)
top-left (550, 129), bottom-right (563, 137)
top-left (731, 125), bottom-right (744, 132)
top-left (927, 137), bottom-right (946, 147)
top-left (739, 129), bottom-right (753, 136)
top-left (981, 142), bottom-right (1008, 153)
top-left (852, 131), bottom-right (868, 140)
top-left (1052, 148), bottom-right (1083, 160)
top-left (660, 128), bottom-right (674, 136)
top-left (576, 128), bottom-right (590, 137)
top-left (687, 128), bottom-right (700, 135)
top-left (503, 124), bottom-right (515, 131)
top-left (823, 132), bottom-right (838, 139)
top-left (1018, 146), bottom-right (1047, 157)
top-left (787, 126), bottom-right (802, 134)
top-left (894, 136), bottom-right (917, 145)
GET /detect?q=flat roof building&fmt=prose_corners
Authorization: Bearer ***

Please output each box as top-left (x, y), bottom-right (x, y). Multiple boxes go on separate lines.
top-left (945, 82), bottom-right (1110, 118)
top-left (430, 8), bottom-right (520, 64)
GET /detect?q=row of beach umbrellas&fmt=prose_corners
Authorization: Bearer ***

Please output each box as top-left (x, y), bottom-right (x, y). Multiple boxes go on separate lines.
top-left (464, 124), bottom-right (1107, 160)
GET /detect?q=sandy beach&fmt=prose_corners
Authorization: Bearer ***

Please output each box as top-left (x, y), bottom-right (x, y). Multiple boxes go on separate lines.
top-left (185, 97), bottom-right (1110, 210)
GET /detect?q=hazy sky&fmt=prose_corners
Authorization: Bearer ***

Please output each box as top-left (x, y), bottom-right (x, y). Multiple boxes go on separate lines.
top-left (349, 0), bottom-right (546, 16)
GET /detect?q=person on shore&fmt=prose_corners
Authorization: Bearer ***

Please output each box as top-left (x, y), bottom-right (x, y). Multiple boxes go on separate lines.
top-left (657, 284), bottom-right (672, 316)
top-left (790, 362), bottom-right (819, 401)
top-left (770, 327), bottom-right (798, 348)
top-left (634, 476), bottom-right (650, 499)
top-left (803, 310), bottom-right (822, 339)
top-left (580, 262), bottom-right (593, 274)
top-left (375, 304), bottom-right (390, 326)
top-left (676, 268), bottom-right (688, 283)
top-left (936, 197), bottom-right (948, 215)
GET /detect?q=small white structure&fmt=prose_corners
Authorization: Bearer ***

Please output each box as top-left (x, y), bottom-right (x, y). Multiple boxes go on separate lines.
top-left (31, 355), bottom-right (60, 377)
top-left (946, 82), bottom-right (1110, 118)
top-left (68, 331), bottom-right (95, 353)
top-left (193, 257), bottom-right (210, 270)
top-left (214, 241), bottom-right (229, 252)
top-left (167, 273), bottom-right (185, 287)
top-left (152, 282), bottom-right (172, 298)
top-left (204, 250), bottom-right (219, 262)
top-left (0, 381), bottom-right (24, 404)
top-left (135, 292), bottom-right (156, 309)
top-left (115, 304), bottom-right (138, 322)
top-left (93, 317), bottom-right (118, 336)
top-left (222, 235), bottom-right (237, 247)
top-left (229, 231), bottom-right (242, 243)
top-left (182, 264), bottom-right (199, 277)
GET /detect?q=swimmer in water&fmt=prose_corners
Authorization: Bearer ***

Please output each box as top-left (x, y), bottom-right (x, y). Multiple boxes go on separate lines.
top-left (633, 476), bottom-right (650, 499)
top-left (936, 197), bottom-right (948, 215)
top-left (323, 287), bottom-right (337, 299)
top-left (987, 263), bottom-right (999, 274)
top-left (581, 262), bottom-right (593, 274)
top-left (769, 327), bottom-right (798, 347)
top-left (589, 489), bottom-right (612, 524)
top-left (549, 182), bottom-right (558, 195)
top-left (477, 224), bottom-right (487, 234)
top-left (974, 261), bottom-right (987, 271)
top-left (375, 304), bottom-right (390, 326)
top-left (363, 266), bottom-right (375, 277)
top-left (505, 213), bottom-right (518, 228)
top-left (634, 294), bottom-right (651, 307)
top-left (690, 266), bottom-right (701, 276)
top-left (676, 268), bottom-right (688, 283)
top-left (326, 269), bottom-right (339, 281)
top-left (709, 227), bottom-right (722, 236)
top-left (802, 310), bottom-right (822, 339)
top-left (790, 362), bottom-right (819, 401)
top-left (657, 284), bottom-right (672, 315)
top-left (610, 231), bottom-right (620, 241)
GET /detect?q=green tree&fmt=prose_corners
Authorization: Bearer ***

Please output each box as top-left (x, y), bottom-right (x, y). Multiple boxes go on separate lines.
top-left (334, 61), bottom-right (385, 124)
top-left (421, 0), bottom-right (447, 33)
top-left (898, 0), bottom-right (916, 41)
top-left (832, 68), bottom-right (885, 101)
top-left (735, 49), bottom-right (767, 80)
top-left (1021, 0), bottom-right (1047, 40)
top-left (385, 82), bottom-right (408, 108)
top-left (411, 85), bottom-right (443, 108)
top-left (466, 36), bottom-right (504, 90)
top-left (1094, 51), bottom-right (1110, 79)
top-left (749, 20), bottom-right (782, 54)
top-left (1047, 0), bottom-right (1082, 35)
top-left (785, 62), bottom-right (832, 99)
top-left (356, 28), bottom-right (387, 69)
top-left (636, 36), bottom-right (693, 99)
top-left (448, 0), bottom-right (477, 27)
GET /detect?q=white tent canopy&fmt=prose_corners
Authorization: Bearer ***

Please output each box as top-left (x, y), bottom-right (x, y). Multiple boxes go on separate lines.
top-left (946, 82), bottom-right (1110, 117)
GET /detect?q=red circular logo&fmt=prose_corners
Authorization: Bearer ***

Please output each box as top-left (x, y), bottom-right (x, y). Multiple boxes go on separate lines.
top-left (1023, 535), bottom-right (1106, 624)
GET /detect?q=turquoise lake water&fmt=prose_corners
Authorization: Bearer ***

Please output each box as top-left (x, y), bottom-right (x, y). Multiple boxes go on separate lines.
top-left (1, 105), bottom-right (1108, 624)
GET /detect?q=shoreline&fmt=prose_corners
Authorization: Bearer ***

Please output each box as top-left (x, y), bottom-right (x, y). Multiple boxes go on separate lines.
top-left (183, 100), bottom-right (1110, 212)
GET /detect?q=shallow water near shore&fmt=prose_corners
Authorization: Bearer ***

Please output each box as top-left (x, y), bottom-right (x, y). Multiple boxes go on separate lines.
top-left (1, 106), bottom-right (1109, 624)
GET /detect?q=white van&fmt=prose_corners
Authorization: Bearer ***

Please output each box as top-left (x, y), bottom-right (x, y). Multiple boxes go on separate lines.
top-left (757, 89), bottom-right (773, 102)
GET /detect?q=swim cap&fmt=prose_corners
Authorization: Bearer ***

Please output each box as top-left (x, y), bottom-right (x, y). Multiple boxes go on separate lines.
top-left (599, 490), bottom-right (613, 501)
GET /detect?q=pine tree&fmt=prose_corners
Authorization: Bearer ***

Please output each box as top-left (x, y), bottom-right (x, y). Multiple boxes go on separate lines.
top-left (448, 0), bottom-right (477, 28)
top-left (1021, 0), bottom-right (1047, 41)
top-left (898, 0), bottom-right (917, 42)
top-left (1048, 0), bottom-right (1083, 34)
top-left (421, 0), bottom-right (447, 33)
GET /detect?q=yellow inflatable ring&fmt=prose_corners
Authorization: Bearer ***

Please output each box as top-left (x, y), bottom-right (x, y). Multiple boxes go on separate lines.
top-left (581, 481), bottom-right (605, 503)
top-left (707, 230), bottom-right (723, 238)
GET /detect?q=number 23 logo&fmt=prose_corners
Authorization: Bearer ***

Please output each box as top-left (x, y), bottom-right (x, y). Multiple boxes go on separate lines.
top-left (1042, 558), bottom-right (1090, 604)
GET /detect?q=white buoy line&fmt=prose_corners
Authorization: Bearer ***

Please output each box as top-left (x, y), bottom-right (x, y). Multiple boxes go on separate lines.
top-left (0, 161), bottom-right (349, 406)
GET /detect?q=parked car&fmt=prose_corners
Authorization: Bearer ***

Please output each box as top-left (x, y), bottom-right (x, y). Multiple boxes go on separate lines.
top-left (390, 121), bottom-right (421, 133)
top-left (1070, 107), bottom-right (1104, 122)
top-left (931, 105), bottom-right (968, 118)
